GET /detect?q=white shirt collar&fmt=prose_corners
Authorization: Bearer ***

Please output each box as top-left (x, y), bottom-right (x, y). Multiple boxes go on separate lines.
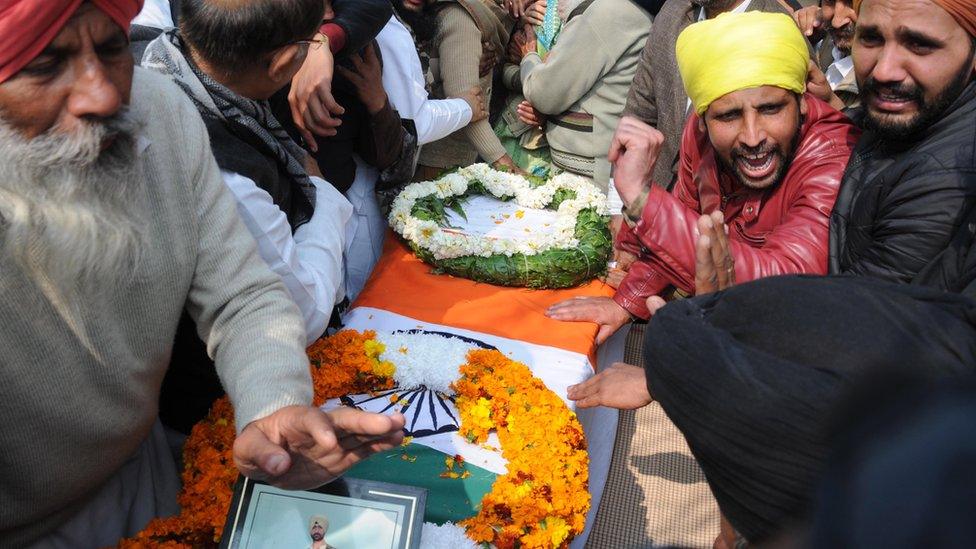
top-left (698, 0), bottom-right (752, 22)
top-left (831, 45), bottom-right (846, 63)
top-left (825, 55), bottom-right (855, 89)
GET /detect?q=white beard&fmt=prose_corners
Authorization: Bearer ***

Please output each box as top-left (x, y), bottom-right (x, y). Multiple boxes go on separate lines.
top-left (0, 109), bottom-right (148, 296)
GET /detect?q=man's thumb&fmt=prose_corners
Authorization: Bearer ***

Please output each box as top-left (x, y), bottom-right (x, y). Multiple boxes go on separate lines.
top-left (234, 425), bottom-right (292, 480)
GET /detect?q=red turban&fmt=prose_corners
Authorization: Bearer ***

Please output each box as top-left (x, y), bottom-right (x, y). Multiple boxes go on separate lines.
top-left (854, 0), bottom-right (976, 37)
top-left (0, 0), bottom-right (144, 83)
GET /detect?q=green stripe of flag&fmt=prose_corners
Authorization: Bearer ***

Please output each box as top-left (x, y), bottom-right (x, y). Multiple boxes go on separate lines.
top-left (348, 443), bottom-right (498, 524)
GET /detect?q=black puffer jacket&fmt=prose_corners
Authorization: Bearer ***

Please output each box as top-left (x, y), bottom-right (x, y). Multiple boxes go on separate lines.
top-left (829, 82), bottom-right (976, 283)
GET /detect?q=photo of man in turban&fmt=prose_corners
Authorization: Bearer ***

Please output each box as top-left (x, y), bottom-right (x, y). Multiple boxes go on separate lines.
top-left (307, 515), bottom-right (338, 549)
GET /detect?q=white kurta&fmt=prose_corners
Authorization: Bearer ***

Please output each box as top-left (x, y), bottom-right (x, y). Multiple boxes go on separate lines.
top-left (223, 172), bottom-right (352, 343)
top-left (342, 156), bottom-right (388, 302)
top-left (376, 16), bottom-right (473, 145)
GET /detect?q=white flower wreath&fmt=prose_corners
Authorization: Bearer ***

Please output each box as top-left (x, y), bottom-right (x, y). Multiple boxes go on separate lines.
top-left (390, 164), bottom-right (609, 260)
top-left (388, 164), bottom-right (612, 288)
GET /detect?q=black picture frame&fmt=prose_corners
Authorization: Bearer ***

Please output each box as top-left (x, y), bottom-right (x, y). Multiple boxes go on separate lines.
top-left (219, 476), bottom-right (426, 549)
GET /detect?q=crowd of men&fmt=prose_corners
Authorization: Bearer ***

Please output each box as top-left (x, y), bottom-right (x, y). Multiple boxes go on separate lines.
top-left (1, 0), bottom-right (975, 547)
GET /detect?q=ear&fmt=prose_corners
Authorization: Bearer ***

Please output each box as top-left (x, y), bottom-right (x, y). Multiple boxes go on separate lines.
top-left (697, 115), bottom-right (706, 133)
top-left (799, 93), bottom-right (809, 117)
top-left (267, 44), bottom-right (304, 84)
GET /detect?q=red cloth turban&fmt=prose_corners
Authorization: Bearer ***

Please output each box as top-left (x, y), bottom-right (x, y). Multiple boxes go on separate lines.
top-left (854, 0), bottom-right (976, 37)
top-left (0, 0), bottom-right (144, 83)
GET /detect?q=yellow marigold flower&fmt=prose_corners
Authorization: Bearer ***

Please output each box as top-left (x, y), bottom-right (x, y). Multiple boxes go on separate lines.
top-left (546, 517), bottom-right (572, 546)
top-left (372, 359), bottom-right (395, 378)
top-left (363, 338), bottom-right (386, 359)
top-left (471, 397), bottom-right (492, 424)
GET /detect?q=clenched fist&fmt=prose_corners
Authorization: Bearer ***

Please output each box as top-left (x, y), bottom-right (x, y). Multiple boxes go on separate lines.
top-left (608, 116), bottom-right (664, 208)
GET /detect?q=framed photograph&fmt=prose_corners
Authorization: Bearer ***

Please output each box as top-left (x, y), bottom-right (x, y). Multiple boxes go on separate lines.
top-left (219, 476), bottom-right (426, 549)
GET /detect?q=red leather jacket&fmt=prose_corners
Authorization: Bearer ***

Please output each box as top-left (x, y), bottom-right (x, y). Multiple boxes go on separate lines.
top-left (614, 94), bottom-right (861, 318)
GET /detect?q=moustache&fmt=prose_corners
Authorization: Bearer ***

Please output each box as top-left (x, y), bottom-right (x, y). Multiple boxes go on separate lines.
top-left (830, 23), bottom-right (855, 40)
top-left (12, 108), bottom-right (142, 171)
top-left (731, 144), bottom-right (780, 161)
top-left (862, 77), bottom-right (924, 104)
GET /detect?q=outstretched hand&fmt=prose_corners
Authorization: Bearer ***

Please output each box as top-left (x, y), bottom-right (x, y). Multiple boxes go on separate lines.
top-left (546, 296), bottom-right (631, 344)
top-left (456, 86), bottom-right (488, 123)
top-left (521, 0), bottom-right (546, 26)
top-left (504, 0), bottom-right (532, 18)
top-left (567, 362), bottom-right (651, 409)
top-left (234, 406), bottom-right (405, 490)
top-left (806, 60), bottom-right (846, 110)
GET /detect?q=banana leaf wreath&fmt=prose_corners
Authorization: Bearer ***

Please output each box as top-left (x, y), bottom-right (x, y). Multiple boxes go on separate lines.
top-left (388, 164), bottom-right (612, 289)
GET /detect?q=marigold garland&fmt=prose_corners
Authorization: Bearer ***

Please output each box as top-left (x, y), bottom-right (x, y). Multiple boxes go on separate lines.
top-left (121, 330), bottom-right (589, 548)
top-left (453, 349), bottom-right (589, 549)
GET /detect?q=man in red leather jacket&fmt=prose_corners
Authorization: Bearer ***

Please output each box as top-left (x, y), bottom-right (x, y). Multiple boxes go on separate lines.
top-left (548, 12), bottom-right (861, 343)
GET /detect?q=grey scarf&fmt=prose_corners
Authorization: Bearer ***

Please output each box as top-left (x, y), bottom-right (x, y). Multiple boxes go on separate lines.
top-left (142, 30), bottom-right (317, 210)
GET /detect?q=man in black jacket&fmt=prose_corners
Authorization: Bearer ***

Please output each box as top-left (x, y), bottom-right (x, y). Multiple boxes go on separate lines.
top-left (828, 0), bottom-right (976, 283)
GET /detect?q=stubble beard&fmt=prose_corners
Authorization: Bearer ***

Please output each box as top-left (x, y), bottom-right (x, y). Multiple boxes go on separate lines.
top-left (716, 129), bottom-right (801, 191)
top-left (862, 50), bottom-right (974, 143)
top-left (0, 108), bottom-right (147, 297)
top-left (829, 23), bottom-right (855, 56)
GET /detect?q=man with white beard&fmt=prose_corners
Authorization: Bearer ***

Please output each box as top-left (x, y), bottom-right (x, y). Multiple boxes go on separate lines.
top-left (0, 1), bottom-right (405, 547)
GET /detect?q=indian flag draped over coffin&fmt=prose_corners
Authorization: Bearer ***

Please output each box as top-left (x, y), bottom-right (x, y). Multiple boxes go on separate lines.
top-left (321, 236), bottom-right (613, 525)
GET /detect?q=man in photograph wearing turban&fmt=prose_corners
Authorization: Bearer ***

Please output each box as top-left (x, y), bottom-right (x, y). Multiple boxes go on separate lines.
top-left (308, 515), bottom-right (337, 549)
top-left (547, 12), bottom-right (860, 341)
top-left (0, 2), bottom-right (405, 546)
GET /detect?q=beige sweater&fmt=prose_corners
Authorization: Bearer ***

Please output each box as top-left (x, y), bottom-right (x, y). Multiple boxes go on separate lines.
top-left (420, 3), bottom-right (511, 168)
top-left (520, 0), bottom-right (652, 191)
top-left (0, 69), bottom-right (312, 546)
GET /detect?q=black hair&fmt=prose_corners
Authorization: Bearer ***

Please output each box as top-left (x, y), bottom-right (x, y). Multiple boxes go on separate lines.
top-left (179, 0), bottom-right (324, 72)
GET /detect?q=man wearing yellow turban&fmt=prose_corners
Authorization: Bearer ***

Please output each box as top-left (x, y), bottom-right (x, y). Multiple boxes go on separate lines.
top-left (548, 11), bottom-right (859, 333)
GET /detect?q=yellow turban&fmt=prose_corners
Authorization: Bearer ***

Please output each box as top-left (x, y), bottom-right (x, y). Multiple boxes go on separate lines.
top-left (676, 12), bottom-right (809, 115)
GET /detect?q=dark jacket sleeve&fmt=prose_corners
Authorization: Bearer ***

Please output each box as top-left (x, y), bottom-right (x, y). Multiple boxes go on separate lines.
top-left (354, 99), bottom-right (419, 190)
top-left (329, 0), bottom-right (393, 59)
top-left (839, 161), bottom-right (976, 283)
top-left (621, 31), bottom-right (657, 125)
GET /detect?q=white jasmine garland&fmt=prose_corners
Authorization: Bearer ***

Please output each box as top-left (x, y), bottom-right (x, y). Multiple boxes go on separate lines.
top-left (375, 331), bottom-right (475, 393)
top-left (420, 522), bottom-right (480, 549)
top-left (389, 164), bottom-right (609, 261)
